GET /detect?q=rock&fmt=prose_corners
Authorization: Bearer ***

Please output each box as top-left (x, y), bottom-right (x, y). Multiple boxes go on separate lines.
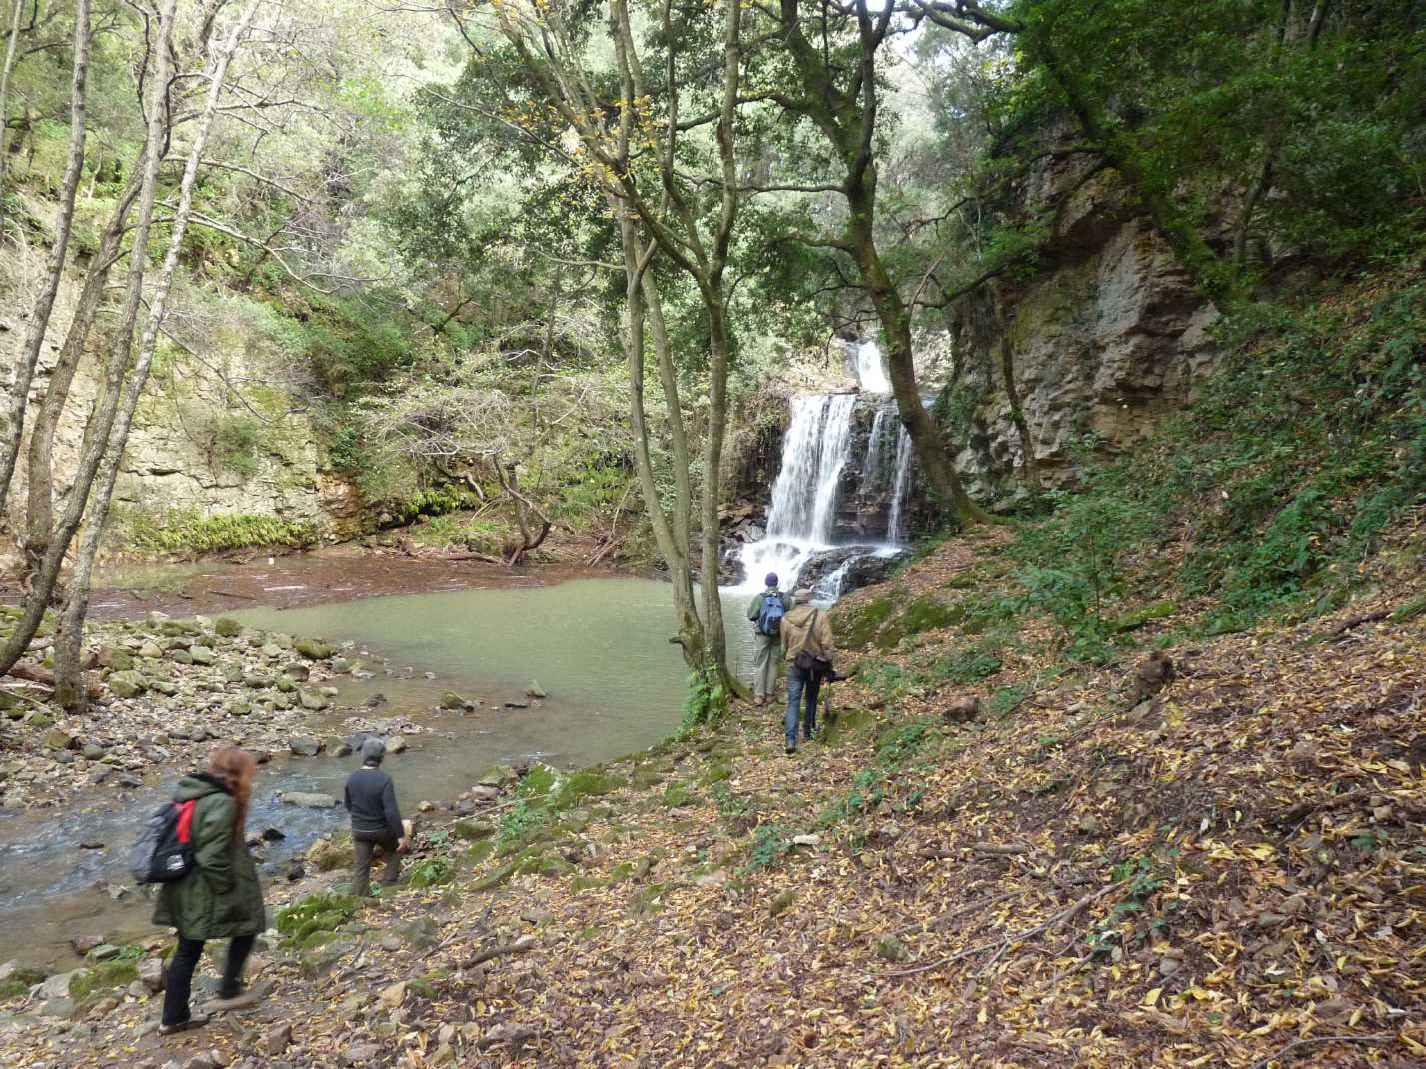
top-left (790, 834), bottom-right (821, 848)
top-left (87, 995), bottom-right (120, 1019)
top-left (283, 663), bottom-right (310, 682)
top-left (768, 890), bottom-right (796, 917)
top-left (333, 741), bottom-right (353, 757)
top-left (942, 696), bottom-right (983, 724)
top-left (526, 681), bottom-right (547, 699)
top-left (242, 673), bottom-right (273, 689)
top-left (467, 785), bottom-right (501, 802)
top-left (286, 861), bottom-right (306, 881)
top-left (44, 728), bottom-right (77, 750)
top-left (37, 997), bottom-right (75, 1019)
top-left (138, 957), bottom-right (165, 993)
top-left (214, 618), bottom-right (243, 638)
top-left (385, 735), bottom-right (407, 755)
top-left (70, 935), bottom-right (103, 956)
top-left (294, 639), bottom-right (335, 661)
top-left (79, 839), bottom-right (104, 850)
top-left (95, 647), bottom-right (134, 671)
top-left (151, 680), bottom-right (179, 696)
top-left (261, 826), bottom-right (286, 841)
top-left (307, 837), bottom-right (350, 871)
top-left (138, 642), bottom-right (163, 659)
top-left (262, 1021), bottom-right (292, 1055)
top-left (453, 819), bottom-right (496, 840)
top-left (378, 981), bottom-right (406, 1009)
top-left (260, 643), bottom-right (283, 659)
top-left (36, 969), bottom-right (87, 1000)
top-left (188, 646), bottom-right (216, 667)
top-left (281, 791), bottom-right (338, 808)
top-left (297, 690), bottom-right (329, 712)
top-left (288, 737), bottom-right (324, 756)
top-left (504, 700), bottom-right (529, 710)
top-left (520, 908), bottom-right (554, 926)
top-left (343, 1043), bottom-right (381, 1066)
top-left (1159, 954), bottom-right (1182, 978)
top-left (87, 944), bottom-right (121, 961)
top-left (365, 693), bottom-right (387, 708)
top-left (874, 935), bottom-right (909, 963)
top-left (438, 691), bottom-right (469, 711)
top-left (81, 743), bottom-right (106, 761)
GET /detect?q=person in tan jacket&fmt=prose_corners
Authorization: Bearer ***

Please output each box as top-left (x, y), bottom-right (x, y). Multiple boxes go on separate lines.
top-left (779, 589), bottom-right (835, 754)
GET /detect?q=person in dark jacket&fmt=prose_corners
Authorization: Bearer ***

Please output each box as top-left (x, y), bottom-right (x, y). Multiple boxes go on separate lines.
top-left (154, 746), bottom-right (266, 1034)
top-left (344, 737), bottom-right (407, 897)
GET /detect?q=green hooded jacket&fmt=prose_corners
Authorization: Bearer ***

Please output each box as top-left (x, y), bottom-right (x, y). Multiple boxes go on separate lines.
top-left (152, 774), bottom-right (266, 940)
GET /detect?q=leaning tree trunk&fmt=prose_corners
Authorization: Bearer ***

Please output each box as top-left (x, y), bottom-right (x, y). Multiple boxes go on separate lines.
top-left (698, 292), bottom-right (735, 688)
top-left (848, 191), bottom-right (990, 528)
top-left (0, 0), bottom-right (177, 680)
top-left (54, 0), bottom-right (259, 708)
top-left (0, 0), bottom-right (91, 514)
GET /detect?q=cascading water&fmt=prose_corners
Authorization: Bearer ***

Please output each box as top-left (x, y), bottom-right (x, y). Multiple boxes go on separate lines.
top-left (886, 425), bottom-right (915, 543)
top-left (854, 340), bottom-right (892, 394)
top-left (730, 338), bottom-right (914, 599)
top-left (737, 394), bottom-right (857, 590)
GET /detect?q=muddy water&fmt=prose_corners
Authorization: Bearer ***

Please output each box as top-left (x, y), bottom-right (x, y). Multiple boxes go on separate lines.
top-left (0, 575), bottom-right (769, 969)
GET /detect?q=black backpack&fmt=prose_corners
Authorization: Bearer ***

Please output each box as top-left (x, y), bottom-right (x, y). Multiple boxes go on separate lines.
top-left (131, 799), bottom-right (198, 884)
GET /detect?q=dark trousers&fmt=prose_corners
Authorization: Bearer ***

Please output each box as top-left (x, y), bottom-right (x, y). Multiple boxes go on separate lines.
top-left (352, 832), bottom-right (401, 897)
top-left (785, 663), bottom-right (822, 748)
top-left (162, 933), bottom-right (255, 1026)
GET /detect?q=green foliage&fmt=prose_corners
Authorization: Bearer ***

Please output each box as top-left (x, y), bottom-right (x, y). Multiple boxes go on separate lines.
top-left (927, 643), bottom-right (1004, 685)
top-left (69, 962), bottom-right (138, 1002)
top-left (1013, 478), bottom-right (1159, 659)
top-left (202, 414), bottom-right (263, 478)
top-left (116, 508), bottom-right (319, 556)
top-left (406, 855), bottom-right (456, 888)
top-left (680, 669), bottom-right (730, 733)
top-left (745, 824), bottom-right (791, 871)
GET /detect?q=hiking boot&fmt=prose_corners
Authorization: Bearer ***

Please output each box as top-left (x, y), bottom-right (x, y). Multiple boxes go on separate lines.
top-left (158, 1013), bottom-right (211, 1036)
top-left (784, 745), bottom-right (796, 756)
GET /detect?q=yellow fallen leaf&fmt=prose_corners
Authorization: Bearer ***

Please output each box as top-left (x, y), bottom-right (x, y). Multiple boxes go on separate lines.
top-left (1142, 987), bottom-right (1163, 1007)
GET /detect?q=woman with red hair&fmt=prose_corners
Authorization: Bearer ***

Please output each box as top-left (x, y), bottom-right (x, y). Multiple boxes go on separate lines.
top-left (153, 746), bottom-right (267, 1034)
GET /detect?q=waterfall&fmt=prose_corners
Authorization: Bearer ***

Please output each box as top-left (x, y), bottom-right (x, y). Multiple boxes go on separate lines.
top-left (886, 426), bottom-right (914, 543)
top-left (737, 393), bottom-right (857, 590)
top-left (854, 340), bottom-right (891, 394)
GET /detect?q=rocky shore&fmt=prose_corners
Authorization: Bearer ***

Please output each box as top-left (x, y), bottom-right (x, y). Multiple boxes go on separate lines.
top-left (0, 610), bottom-right (399, 811)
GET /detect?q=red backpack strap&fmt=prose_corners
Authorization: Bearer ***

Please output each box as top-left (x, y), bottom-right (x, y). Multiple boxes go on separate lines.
top-left (175, 800), bottom-right (197, 845)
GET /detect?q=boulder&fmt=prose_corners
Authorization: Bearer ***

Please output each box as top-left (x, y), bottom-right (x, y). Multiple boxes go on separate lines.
top-left (526, 681), bottom-right (547, 699)
top-left (263, 1021), bottom-right (293, 1055)
top-left (284, 663), bottom-right (311, 681)
top-left (214, 618), bottom-right (243, 638)
top-left (298, 690), bottom-right (330, 712)
top-left (36, 969), bottom-right (88, 1001)
top-left (438, 691), bottom-right (469, 711)
top-left (137, 642), bottom-right (163, 659)
top-left (281, 791), bottom-right (338, 808)
top-left (81, 743), bottom-right (106, 761)
top-left (108, 672), bottom-right (147, 699)
top-left (188, 646), bottom-right (216, 667)
top-left (385, 735), bottom-right (407, 755)
top-left (288, 737), bottom-right (324, 757)
top-left (138, 957), bottom-right (165, 993)
top-left (294, 639), bottom-right (335, 661)
top-left (44, 728), bottom-right (77, 751)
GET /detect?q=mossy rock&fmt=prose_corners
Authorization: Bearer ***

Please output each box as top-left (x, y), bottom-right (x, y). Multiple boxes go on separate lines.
top-left (822, 706), bottom-right (876, 746)
top-left (768, 889), bottom-right (796, 917)
top-left (275, 892), bottom-right (359, 941)
top-left (308, 834), bottom-right (352, 872)
top-left (294, 638), bottom-right (335, 661)
top-left (214, 618), bottom-right (244, 638)
top-left (452, 819), bottom-right (496, 842)
top-left (833, 594), bottom-right (900, 648)
top-left (470, 860), bottom-right (518, 892)
top-left (512, 849), bottom-right (574, 878)
top-left (0, 979), bottom-right (29, 1000)
top-left (630, 767), bottom-right (664, 789)
top-left (1112, 600), bottom-right (1178, 632)
top-left (550, 770), bottom-right (625, 809)
top-left (68, 961), bottom-right (137, 1001)
top-left (660, 782), bottom-right (696, 808)
top-left (876, 596), bottom-right (968, 649)
top-left (463, 840), bottom-right (495, 867)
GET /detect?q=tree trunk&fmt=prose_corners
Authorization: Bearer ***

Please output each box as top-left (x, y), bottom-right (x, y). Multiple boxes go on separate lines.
top-left (0, 0), bottom-right (26, 235)
top-left (24, 170), bottom-right (145, 573)
top-left (54, 0), bottom-right (259, 709)
top-left (0, 0), bottom-right (177, 681)
top-left (0, 0), bottom-right (91, 513)
top-left (699, 291), bottom-right (734, 688)
top-left (617, 214), bottom-right (705, 664)
top-left (995, 302), bottom-right (1040, 495)
top-left (848, 190), bottom-right (990, 527)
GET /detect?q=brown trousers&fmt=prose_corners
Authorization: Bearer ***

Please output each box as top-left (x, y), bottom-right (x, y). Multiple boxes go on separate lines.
top-left (352, 833), bottom-right (401, 897)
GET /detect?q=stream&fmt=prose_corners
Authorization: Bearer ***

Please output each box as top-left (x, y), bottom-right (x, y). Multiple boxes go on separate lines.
top-left (0, 572), bottom-right (764, 969)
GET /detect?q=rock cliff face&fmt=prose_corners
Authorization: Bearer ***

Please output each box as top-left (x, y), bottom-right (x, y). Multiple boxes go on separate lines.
top-left (932, 158), bottom-right (1222, 495)
top-left (0, 253), bottom-right (352, 566)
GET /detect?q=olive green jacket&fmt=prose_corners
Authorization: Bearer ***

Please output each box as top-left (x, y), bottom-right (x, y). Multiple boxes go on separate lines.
top-left (152, 775), bottom-right (266, 940)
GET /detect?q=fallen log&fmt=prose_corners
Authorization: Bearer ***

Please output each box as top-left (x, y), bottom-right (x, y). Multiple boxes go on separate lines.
top-left (7, 662), bottom-right (105, 700)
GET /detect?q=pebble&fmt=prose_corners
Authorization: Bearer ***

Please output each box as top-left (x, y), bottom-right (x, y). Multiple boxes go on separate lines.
top-left (263, 1022), bottom-right (293, 1055)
